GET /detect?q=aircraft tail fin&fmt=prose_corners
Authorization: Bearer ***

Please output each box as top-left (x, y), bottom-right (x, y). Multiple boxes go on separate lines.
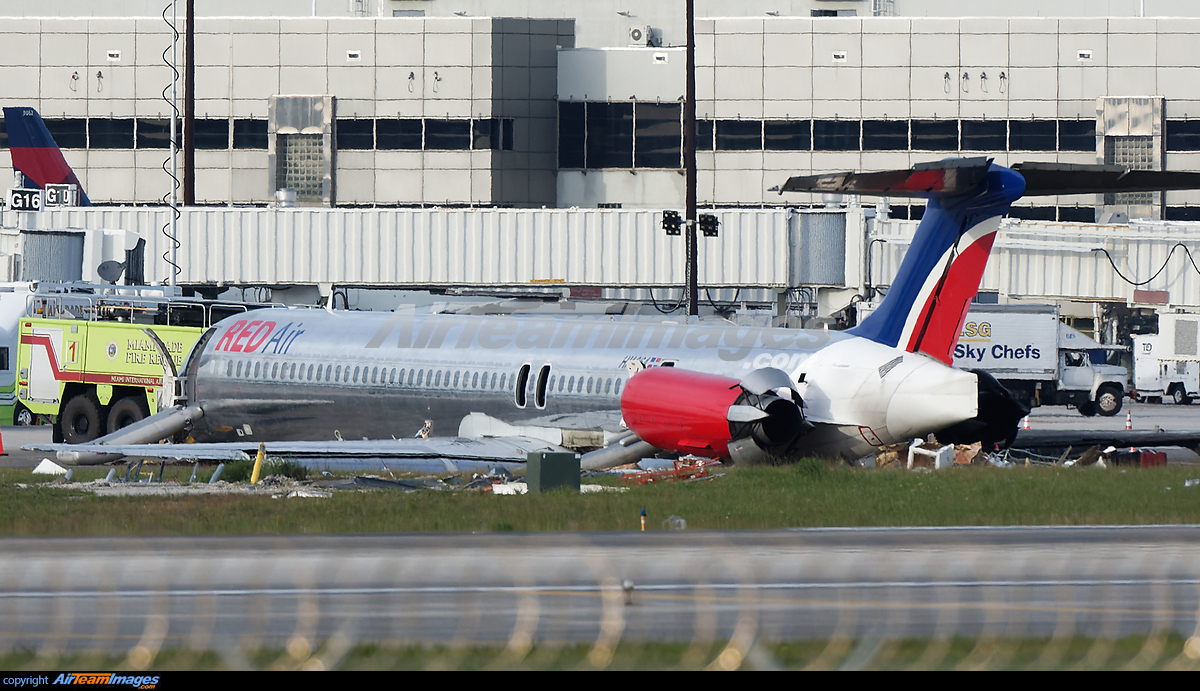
top-left (783, 159), bottom-right (1024, 366)
top-left (2, 107), bottom-right (90, 206)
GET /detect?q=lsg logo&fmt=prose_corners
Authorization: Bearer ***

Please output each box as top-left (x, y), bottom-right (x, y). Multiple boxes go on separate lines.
top-left (1143, 342), bottom-right (1154, 353)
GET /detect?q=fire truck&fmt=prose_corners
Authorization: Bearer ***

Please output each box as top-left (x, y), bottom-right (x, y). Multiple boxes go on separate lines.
top-left (12, 286), bottom-right (258, 442)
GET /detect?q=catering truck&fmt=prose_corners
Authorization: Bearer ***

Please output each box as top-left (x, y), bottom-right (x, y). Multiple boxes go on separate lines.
top-left (858, 302), bottom-right (1128, 416)
top-left (1132, 311), bottom-right (1200, 404)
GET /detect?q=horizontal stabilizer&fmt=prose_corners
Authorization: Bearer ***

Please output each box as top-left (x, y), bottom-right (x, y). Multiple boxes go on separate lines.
top-left (779, 157), bottom-right (992, 198)
top-left (1012, 162), bottom-right (1200, 196)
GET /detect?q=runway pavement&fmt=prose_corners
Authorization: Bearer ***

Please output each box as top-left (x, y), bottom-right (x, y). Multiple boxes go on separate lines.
top-left (2, 527), bottom-right (1199, 664)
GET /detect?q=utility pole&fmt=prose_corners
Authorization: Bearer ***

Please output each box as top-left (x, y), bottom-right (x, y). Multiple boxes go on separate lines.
top-left (684, 0), bottom-right (698, 317)
top-left (183, 0), bottom-right (195, 206)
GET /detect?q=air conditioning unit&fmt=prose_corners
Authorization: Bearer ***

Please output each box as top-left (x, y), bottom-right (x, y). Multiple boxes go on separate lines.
top-left (629, 25), bottom-right (653, 46)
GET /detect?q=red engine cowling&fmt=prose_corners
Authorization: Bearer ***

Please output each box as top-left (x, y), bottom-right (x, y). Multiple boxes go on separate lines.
top-left (621, 366), bottom-right (809, 462)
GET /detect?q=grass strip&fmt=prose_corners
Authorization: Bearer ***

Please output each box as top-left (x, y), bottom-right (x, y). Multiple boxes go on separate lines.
top-left (2, 460), bottom-right (1200, 535)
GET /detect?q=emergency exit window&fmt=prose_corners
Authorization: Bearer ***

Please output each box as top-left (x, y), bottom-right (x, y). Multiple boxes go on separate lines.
top-left (0, 347), bottom-right (8, 371)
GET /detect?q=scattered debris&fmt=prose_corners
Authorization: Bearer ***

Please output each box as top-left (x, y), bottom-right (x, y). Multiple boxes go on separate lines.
top-left (278, 489), bottom-right (332, 499)
top-left (492, 481), bottom-right (528, 495)
top-left (1187, 479), bottom-right (1199, 488)
top-left (619, 457), bottom-right (721, 485)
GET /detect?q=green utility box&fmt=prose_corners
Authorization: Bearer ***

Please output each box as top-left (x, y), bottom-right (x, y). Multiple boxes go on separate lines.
top-left (526, 452), bottom-right (581, 493)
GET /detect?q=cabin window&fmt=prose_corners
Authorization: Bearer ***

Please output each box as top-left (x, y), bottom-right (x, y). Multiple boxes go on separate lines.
top-left (587, 377), bottom-right (594, 393)
top-left (352, 366), bottom-right (360, 383)
top-left (548, 376), bottom-right (556, 392)
top-left (434, 370), bottom-right (442, 386)
top-left (558, 376), bottom-right (565, 392)
top-left (443, 370), bottom-right (451, 386)
top-left (615, 378), bottom-right (623, 395)
top-left (254, 362), bottom-right (261, 377)
top-left (316, 364), bottom-right (323, 380)
top-left (472, 372), bottom-right (479, 388)
top-left (605, 378), bottom-right (612, 394)
top-left (226, 361), bottom-right (233, 377)
top-left (417, 369), bottom-right (424, 386)
top-left (390, 368), bottom-right (397, 384)
top-left (408, 369), bottom-right (415, 386)
top-left (290, 363), bottom-right (297, 379)
top-left (453, 371), bottom-right (461, 387)
top-left (500, 373), bottom-right (506, 390)
top-left (568, 376), bottom-right (576, 392)
top-left (271, 363), bottom-right (279, 378)
top-left (335, 365), bottom-right (342, 381)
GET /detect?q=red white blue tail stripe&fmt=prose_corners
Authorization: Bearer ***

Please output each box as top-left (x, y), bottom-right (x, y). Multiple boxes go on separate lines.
top-left (850, 163), bottom-right (1025, 365)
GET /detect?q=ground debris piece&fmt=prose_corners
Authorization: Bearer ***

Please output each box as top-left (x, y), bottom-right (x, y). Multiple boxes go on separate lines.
top-left (874, 443), bottom-right (908, 469)
top-left (906, 439), bottom-right (954, 469)
top-left (32, 459), bottom-right (68, 475)
top-left (662, 514), bottom-right (686, 530)
top-left (1076, 446), bottom-right (1103, 467)
top-left (280, 489), bottom-right (332, 499)
top-left (492, 481), bottom-right (528, 495)
top-left (953, 442), bottom-right (983, 465)
top-left (464, 467), bottom-right (520, 491)
top-left (619, 456), bottom-right (721, 485)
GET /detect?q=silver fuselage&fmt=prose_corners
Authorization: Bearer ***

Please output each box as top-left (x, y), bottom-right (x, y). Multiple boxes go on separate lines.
top-left (186, 308), bottom-right (978, 458)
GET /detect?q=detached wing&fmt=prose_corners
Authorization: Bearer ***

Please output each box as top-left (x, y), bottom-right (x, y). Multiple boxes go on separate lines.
top-left (24, 436), bottom-right (568, 473)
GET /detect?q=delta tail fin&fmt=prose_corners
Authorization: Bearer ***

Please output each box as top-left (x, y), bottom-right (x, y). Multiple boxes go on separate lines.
top-left (2, 107), bottom-right (90, 206)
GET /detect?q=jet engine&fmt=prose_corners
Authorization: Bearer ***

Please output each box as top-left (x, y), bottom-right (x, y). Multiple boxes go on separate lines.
top-left (620, 366), bottom-right (813, 464)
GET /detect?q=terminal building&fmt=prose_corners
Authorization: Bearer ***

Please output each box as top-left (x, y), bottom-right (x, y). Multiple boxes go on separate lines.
top-left (2, 1), bottom-right (1200, 341)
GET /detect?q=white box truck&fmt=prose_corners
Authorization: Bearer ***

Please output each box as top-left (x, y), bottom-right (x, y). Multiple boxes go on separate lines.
top-left (1133, 311), bottom-right (1200, 404)
top-left (857, 303), bottom-right (1129, 416)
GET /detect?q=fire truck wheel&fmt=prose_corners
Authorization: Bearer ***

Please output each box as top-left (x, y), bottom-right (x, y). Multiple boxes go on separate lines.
top-left (107, 397), bottom-right (150, 435)
top-left (13, 405), bottom-right (33, 426)
top-left (61, 393), bottom-right (106, 444)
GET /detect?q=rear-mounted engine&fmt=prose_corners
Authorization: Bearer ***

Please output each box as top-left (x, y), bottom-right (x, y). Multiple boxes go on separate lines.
top-left (620, 366), bottom-right (813, 464)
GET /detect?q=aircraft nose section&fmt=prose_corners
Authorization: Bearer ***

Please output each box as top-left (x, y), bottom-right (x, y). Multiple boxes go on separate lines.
top-left (886, 360), bottom-right (978, 441)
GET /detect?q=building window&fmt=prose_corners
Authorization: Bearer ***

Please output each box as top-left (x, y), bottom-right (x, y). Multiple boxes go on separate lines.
top-left (558, 102), bottom-right (585, 168)
top-left (961, 120), bottom-right (1006, 151)
top-left (1009, 120), bottom-right (1056, 151)
top-left (43, 119), bottom-right (87, 149)
top-left (1059, 207), bottom-right (1096, 223)
top-left (813, 120), bottom-right (860, 150)
top-left (1058, 120), bottom-right (1095, 152)
top-left (586, 102), bottom-right (634, 168)
top-left (695, 120), bottom-right (714, 151)
top-left (764, 120), bottom-right (811, 151)
top-left (911, 120), bottom-right (957, 150)
top-left (233, 119), bottom-right (268, 149)
top-left (634, 103), bottom-right (682, 168)
top-left (1007, 206), bottom-right (1056, 221)
top-left (89, 119), bottom-right (134, 149)
top-left (1166, 120), bottom-right (1200, 151)
top-left (861, 120), bottom-right (907, 151)
top-left (377, 119), bottom-right (422, 150)
top-left (195, 119), bottom-right (229, 150)
top-left (337, 118), bottom-right (374, 150)
top-left (472, 118), bottom-right (499, 150)
top-left (275, 133), bottom-right (325, 203)
top-left (424, 119), bottom-right (471, 150)
top-left (136, 119), bottom-right (173, 149)
top-left (716, 120), bottom-right (762, 151)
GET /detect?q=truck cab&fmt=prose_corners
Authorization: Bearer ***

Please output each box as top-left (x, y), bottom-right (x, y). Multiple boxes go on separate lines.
top-left (1057, 349), bottom-right (1128, 416)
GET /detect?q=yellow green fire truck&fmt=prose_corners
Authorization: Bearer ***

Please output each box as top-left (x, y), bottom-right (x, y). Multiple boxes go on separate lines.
top-left (11, 287), bottom-right (258, 443)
